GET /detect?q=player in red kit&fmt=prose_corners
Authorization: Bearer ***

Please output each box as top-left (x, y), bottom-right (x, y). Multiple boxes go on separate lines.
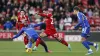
top-left (16, 10), bottom-right (30, 49)
top-left (33, 8), bottom-right (71, 51)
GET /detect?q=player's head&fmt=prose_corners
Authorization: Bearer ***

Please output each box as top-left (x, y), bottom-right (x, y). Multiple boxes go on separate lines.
top-left (23, 20), bottom-right (29, 27)
top-left (73, 6), bottom-right (80, 15)
top-left (20, 10), bottom-right (25, 16)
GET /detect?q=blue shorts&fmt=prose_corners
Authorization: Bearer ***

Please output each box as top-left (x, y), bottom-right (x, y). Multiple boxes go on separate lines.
top-left (81, 27), bottom-right (90, 38)
top-left (31, 34), bottom-right (39, 41)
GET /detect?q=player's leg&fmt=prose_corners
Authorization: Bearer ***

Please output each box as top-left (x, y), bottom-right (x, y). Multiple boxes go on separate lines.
top-left (82, 35), bottom-right (99, 52)
top-left (32, 37), bottom-right (42, 51)
top-left (33, 37), bottom-right (51, 53)
top-left (85, 37), bottom-right (99, 52)
top-left (53, 33), bottom-right (71, 51)
top-left (26, 38), bottom-right (35, 53)
top-left (55, 37), bottom-right (71, 51)
top-left (32, 37), bottom-right (41, 51)
top-left (81, 36), bottom-right (93, 55)
top-left (39, 38), bottom-right (51, 53)
top-left (81, 27), bottom-right (93, 55)
top-left (21, 33), bottom-right (29, 49)
top-left (82, 27), bottom-right (99, 55)
top-left (24, 36), bottom-right (29, 49)
top-left (33, 32), bottom-right (47, 51)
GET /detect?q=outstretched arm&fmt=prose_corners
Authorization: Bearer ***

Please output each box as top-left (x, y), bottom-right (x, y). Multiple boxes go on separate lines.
top-left (31, 22), bottom-right (44, 28)
top-left (13, 28), bottom-right (24, 39)
top-left (39, 13), bottom-right (52, 18)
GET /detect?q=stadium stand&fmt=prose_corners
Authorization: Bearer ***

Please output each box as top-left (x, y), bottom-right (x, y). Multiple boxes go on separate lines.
top-left (0, 0), bottom-right (100, 31)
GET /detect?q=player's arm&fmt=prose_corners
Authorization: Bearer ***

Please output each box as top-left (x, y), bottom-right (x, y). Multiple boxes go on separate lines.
top-left (31, 22), bottom-right (44, 28)
top-left (13, 28), bottom-right (24, 39)
top-left (74, 14), bottom-right (82, 29)
top-left (38, 13), bottom-right (47, 17)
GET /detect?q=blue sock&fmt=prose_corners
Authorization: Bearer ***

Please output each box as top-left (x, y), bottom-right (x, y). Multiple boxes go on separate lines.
top-left (82, 41), bottom-right (90, 50)
top-left (87, 41), bottom-right (94, 46)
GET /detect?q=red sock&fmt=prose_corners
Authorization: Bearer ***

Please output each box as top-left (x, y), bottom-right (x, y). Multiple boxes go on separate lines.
top-left (35, 37), bottom-right (41, 47)
top-left (61, 39), bottom-right (68, 46)
top-left (24, 36), bottom-right (28, 45)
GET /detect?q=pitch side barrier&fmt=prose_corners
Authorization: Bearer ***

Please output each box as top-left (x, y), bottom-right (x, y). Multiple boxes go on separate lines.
top-left (0, 30), bottom-right (100, 42)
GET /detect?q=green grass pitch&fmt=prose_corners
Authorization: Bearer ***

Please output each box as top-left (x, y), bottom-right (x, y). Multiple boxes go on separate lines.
top-left (0, 41), bottom-right (100, 56)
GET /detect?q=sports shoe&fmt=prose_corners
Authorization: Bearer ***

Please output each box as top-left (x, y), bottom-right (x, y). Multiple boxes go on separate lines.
top-left (85, 51), bottom-right (93, 55)
top-left (25, 45), bottom-right (28, 50)
top-left (68, 44), bottom-right (72, 51)
top-left (32, 46), bottom-right (37, 51)
top-left (47, 50), bottom-right (52, 53)
top-left (95, 43), bottom-right (99, 52)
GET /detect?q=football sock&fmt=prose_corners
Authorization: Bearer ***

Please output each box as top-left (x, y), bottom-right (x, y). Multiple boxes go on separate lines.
top-left (24, 36), bottom-right (28, 45)
top-left (82, 41), bottom-right (90, 50)
top-left (61, 39), bottom-right (68, 46)
top-left (93, 43), bottom-right (96, 46)
top-left (40, 39), bottom-right (48, 52)
top-left (35, 38), bottom-right (41, 47)
top-left (25, 44), bottom-right (28, 48)
top-left (88, 49), bottom-right (92, 51)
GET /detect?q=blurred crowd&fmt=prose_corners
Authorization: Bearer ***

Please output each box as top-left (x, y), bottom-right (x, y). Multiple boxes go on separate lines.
top-left (0, 0), bottom-right (100, 31)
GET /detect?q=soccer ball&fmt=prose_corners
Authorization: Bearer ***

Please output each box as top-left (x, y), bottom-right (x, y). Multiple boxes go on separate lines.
top-left (26, 48), bottom-right (32, 53)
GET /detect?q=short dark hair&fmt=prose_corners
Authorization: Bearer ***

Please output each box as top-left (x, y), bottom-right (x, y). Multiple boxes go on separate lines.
top-left (73, 6), bottom-right (80, 11)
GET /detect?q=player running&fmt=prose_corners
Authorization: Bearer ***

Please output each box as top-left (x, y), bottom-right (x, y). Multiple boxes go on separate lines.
top-left (16, 10), bottom-right (30, 49)
top-left (71, 6), bottom-right (99, 55)
top-left (33, 8), bottom-right (71, 51)
top-left (13, 21), bottom-right (51, 53)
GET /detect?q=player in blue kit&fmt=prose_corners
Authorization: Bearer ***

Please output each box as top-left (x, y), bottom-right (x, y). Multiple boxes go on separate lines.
top-left (71, 6), bottom-right (99, 55)
top-left (13, 21), bottom-right (51, 53)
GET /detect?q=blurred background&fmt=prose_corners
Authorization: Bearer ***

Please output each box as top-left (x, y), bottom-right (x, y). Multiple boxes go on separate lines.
top-left (0, 0), bottom-right (100, 56)
top-left (0, 0), bottom-right (100, 42)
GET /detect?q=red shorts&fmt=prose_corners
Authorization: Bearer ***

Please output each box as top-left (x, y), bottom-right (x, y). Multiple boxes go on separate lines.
top-left (44, 29), bottom-right (57, 38)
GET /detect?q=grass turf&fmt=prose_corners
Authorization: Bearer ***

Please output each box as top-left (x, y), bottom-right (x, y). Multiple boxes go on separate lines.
top-left (0, 41), bottom-right (100, 56)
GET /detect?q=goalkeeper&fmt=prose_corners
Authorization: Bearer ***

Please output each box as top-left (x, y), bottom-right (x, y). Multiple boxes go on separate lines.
top-left (13, 21), bottom-right (51, 53)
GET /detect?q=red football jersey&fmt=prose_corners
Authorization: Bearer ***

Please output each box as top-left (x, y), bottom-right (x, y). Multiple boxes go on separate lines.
top-left (16, 15), bottom-right (30, 30)
top-left (39, 13), bottom-right (56, 36)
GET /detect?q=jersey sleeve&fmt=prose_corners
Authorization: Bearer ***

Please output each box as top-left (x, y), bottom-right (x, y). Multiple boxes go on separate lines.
top-left (30, 22), bottom-right (44, 28)
top-left (39, 13), bottom-right (52, 18)
top-left (74, 13), bottom-right (82, 29)
top-left (39, 13), bottom-right (47, 17)
top-left (13, 28), bottom-right (24, 39)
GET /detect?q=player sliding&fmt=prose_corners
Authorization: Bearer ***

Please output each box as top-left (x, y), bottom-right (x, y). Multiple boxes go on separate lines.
top-left (71, 6), bottom-right (99, 55)
top-left (13, 21), bottom-right (51, 53)
top-left (33, 8), bottom-right (71, 51)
